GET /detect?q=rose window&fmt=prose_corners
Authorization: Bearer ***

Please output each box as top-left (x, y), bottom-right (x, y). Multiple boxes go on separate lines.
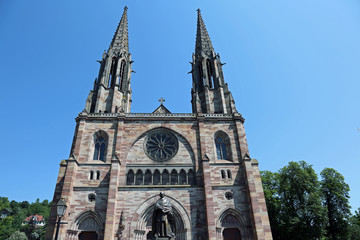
top-left (144, 129), bottom-right (179, 161)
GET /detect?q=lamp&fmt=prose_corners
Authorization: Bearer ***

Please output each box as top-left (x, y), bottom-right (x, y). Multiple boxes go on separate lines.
top-left (55, 199), bottom-right (67, 240)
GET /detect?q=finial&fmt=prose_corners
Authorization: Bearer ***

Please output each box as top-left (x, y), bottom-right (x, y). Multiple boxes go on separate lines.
top-left (197, 8), bottom-right (201, 13)
top-left (124, 6), bottom-right (128, 11)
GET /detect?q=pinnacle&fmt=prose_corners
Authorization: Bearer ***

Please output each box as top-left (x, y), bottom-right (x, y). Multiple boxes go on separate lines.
top-left (195, 9), bottom-right (214, 56)
top-left (109, 6), bottom-right (129, 52)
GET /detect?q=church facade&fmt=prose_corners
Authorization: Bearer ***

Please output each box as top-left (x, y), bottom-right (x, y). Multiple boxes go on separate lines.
top-left (46, 7), bottom-right (272, 240)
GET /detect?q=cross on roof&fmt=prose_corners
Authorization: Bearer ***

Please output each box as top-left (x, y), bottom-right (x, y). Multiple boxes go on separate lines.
top-left (158, 97), bottom-right (165, 105)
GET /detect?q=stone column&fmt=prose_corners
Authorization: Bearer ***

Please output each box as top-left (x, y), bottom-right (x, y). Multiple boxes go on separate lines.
top-left (197, 118), bottom-right (217, 240)
top-left (242, 158), bottom-right (273, 240)
top-left (104, 158), bottom-right (121, 240)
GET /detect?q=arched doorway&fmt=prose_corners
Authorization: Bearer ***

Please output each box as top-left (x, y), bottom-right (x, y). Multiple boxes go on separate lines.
top-left (223, 228), bottom-right (241, 240)
top-left (67, 211), bottom-right (104, 240)
top-left (130, 195), bottom-right (191, 240)
top-left (79, 231), bottom-right (98, 240)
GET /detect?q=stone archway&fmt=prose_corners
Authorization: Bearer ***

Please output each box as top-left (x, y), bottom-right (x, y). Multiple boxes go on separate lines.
top-left (67, 211), bottom-right (104, 240)
top-left (130, 195), bottom-right (191, 240)
top-left (215, 208), bottom-right (253, 240)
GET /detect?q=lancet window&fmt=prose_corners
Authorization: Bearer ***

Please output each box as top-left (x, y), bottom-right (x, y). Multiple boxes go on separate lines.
top-left (93, 131), bottom-right (108, 161)
top-left (214, 131), bottom-right (231, 161)
top-left (119, 60), bottom-right (126, 90)
top-left (206, 59), bottom-right (214, 88)
top-left (108, 57), bottom-right (117, 88)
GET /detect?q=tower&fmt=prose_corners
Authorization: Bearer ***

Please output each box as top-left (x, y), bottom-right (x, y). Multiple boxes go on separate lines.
top-left (191, 9), bottom-right (236, 114)
top-left (46, 7), bottom-right (272, 240)
top-left (85, 6), bottom-right (133, 114)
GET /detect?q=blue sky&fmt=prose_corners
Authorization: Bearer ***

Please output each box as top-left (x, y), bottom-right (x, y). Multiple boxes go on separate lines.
top-left (1, 0), bottom-right (359, 211)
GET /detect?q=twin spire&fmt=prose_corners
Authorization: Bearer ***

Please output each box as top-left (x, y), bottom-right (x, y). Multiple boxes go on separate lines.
top-left (109, 7), bottom-right (214, 57)
top-left (85, 7), bottom-right (236, 115)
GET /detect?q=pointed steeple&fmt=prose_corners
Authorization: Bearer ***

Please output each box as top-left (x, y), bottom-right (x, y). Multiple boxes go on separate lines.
top-left (191, 9), bottom-right (237, 114)
top-left (84, 6), bottom-right (133, 114)
top-left (195, 9), bottom-right (214, 56)
top-left (109, 6), bottom-right (129, 53)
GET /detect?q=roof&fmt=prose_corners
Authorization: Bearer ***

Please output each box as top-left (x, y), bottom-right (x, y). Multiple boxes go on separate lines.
top-left (24, 215), bottom-right (44, 222)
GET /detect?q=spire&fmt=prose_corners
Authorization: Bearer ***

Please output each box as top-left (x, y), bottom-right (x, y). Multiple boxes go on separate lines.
top-left (195, 9), bottom-right (214, 56)
top-left (109, 6), bottom-right (129, 53)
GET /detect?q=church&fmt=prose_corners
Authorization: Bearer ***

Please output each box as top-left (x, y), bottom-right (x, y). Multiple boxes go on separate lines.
top-left (45, 7), bottom-right (272, 240)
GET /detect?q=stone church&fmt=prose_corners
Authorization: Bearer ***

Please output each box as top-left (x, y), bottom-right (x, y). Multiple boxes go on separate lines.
top-left (46, 7), bottom-right (272, 240)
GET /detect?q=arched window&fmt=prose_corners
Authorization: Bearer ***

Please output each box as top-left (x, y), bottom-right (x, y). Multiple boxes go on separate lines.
top-left (221, 170), bottom-right (226, 179)
top-left (96, 171), bottom-right (100, 180)
top-left (227, 169), bottom-right (232, 179)
top-left (108, 57), bottom-right (117, 88)
top-left (126, 170), bottom-right (134, 185)
top-left (153, 169), bottom-right (160, 185)
top-left (162, 169), bottom-right (169, 185)
top-left (144, 169), bottom-right (152, 185)
top-left (188, 169), bottom-right (195, 185)
top-left (206, 59), bottom-right (214, 88)
top-left (119, 60), bottom-right (126, 90)
top-left (198, 62), bottom-right (204, 91)
top-left (170, 169), bottom-right (178, 185)
top-left (90, 171), bottom-right (94, 180)
top-left (179, 169), bottom-right (187, 185)
top-left (214, 131), bottom-right (231, 161)
top-left (135, 170), bottom-right (143, 185)
top-left (93, 131), bottom-right (108, 161)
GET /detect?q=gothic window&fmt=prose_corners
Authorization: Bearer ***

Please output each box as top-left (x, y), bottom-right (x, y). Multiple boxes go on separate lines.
top-left (93, 131), bottom-right (108, 161)
top-left (162, 169), bottom-right (169, 185)
top-left (153, 169), bottom-right (160, 185)
top-left (96, 171), bottom-right (100, 180)
top-left (90, 171), bottom-right (94, 180)
top-left (144, 169), bottom-right (152, 185)
top-left (227, 169), bottom-right (232, 179)
top-left (126, 170), bottom-right (134, 185)
top-left (188, 169), bottom-right (195, 185)
top-left (170, 169), bottom-right (178, 185)
top-left (119, 60), bottom-right (126, 90)
top-left (214, 131), bottom-right (231, 161)
top-left (221, 170), bottom-right (226, 179)
top-left (135, 170), bottom-right (143, 185)
top-left (179, 169), bottom-right (187, 185)
top-left (198, 62), bottom-right (204, 91)
top-left (108, 57), bottom-right (117, 88)
top-left (206, 59), bottom-right (214, 88)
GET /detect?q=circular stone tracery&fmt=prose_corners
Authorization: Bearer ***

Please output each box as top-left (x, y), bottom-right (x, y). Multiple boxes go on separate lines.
top-left (144, 129), bottom-right (179, 162)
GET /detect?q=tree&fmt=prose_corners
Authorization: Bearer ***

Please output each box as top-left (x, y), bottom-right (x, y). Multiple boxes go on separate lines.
top-left (260, 171), bottom-right (281, 239)
top-left (277, 161), bottom-right (326, 239)
top-left (320, 168), bottom-right (351, 239)
top-left (8, 231), bottom-right (28, 240)
top-left (349, 208), bottom-right (360, 240)
top-left (0, 216), bottom-right (16, 239)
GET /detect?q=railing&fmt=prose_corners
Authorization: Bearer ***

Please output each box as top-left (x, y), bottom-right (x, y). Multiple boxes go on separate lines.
top-left (84, 112), bottom-right (234, 119)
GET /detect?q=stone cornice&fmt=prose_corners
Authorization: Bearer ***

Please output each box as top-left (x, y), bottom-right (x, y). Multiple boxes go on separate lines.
top-left (76, 112), bottom-right (245, 123)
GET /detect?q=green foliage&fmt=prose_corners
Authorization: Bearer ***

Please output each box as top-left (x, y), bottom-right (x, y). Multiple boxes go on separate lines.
top-left (0, 197), bottom-right (51, 240)
top-left (261, 162), bottom-right (360, 240)
top-left (349, 209), bottom-right (360, 240)
top-left (9, 231), bottom-right (28, 240)
top-left (320, 168), bottom-right (351, 240)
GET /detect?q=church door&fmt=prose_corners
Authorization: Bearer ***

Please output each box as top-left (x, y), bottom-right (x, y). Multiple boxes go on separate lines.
top-left (223, 228), bottom-right (241, 240)
top-left (79, 231), bottom-right (98, 240)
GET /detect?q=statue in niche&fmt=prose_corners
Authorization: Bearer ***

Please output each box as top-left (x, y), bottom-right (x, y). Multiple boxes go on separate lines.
top-left (152, 192), bottom-right (176, 239)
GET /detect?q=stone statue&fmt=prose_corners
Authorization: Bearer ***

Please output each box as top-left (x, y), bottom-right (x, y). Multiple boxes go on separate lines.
top-left (152, 192), bottom-right (176, 239)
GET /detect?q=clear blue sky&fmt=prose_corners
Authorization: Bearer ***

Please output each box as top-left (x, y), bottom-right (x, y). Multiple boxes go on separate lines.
top-left (1, 0), bottom-right (359, 211)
